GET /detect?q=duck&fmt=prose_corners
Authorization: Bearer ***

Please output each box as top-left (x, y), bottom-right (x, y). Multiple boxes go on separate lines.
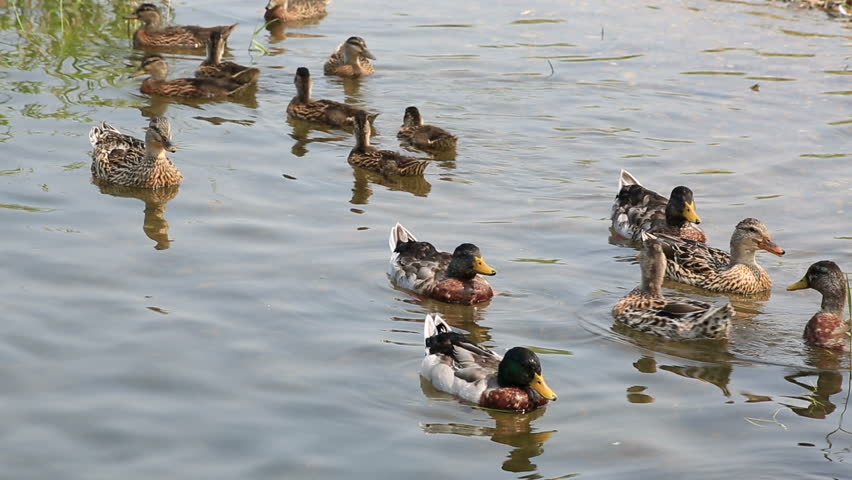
top-left (126, 3), bottom-right (237, 49)
top-left (421, 313), bottom-right (557, 411)
top-left (388, 223), bottom-right (496, 304)
top-left (132, 54), bottom-right (250, 98)
top-left (787, 261), bottom-right (850, 351)
top-left (323, 36), bottom-right (375, 77)
top-left (649, 218), bottom-right (785, 294)
top-left (349, 113), bottom-right (430, 176)
top-left (264, 0), bottom-right (329, 24)
top-left (397, 106), bottom-right (458, 151)
top-left (195, 31), bottom-right (260, 85)
top-left (611, 169), bottom-right (706, 243)
top-left (613, 236), bottom-right (734, 340)
top-left (287, 67), bottom-right (378, 127)
top-left (89, 116), bottom-right (183, 189)
top-left (824, 1), bottom-right (851, 18)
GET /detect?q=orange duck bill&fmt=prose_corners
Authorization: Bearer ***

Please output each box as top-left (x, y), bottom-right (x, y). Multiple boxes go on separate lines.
top-left (757, 239), bottom-right (785, 256)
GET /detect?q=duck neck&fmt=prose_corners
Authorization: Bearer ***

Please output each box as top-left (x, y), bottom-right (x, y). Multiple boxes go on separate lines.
top-left (446, 258), bottom-right (475, 281)
top-left (729, 240), bottom-right (757, 266)
top-left (342, 48), bottom-right (359, 67)
top-left (639, 261), bottom-right (664, 297)
top-left (144, 145), bottom-right (168, 165)
top-left (820, 283), bottom-right (848, 317)
top-left (354, 124), bottom-right (370, 150)
top-left (296, 79), bottom-right (311, 103)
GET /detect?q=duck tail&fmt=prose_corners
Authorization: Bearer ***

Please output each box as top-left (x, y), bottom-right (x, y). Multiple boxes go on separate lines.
top-left (89, 122), bottom-right (117, 147)
top-left (367, 112), bottom-right (380, 124)
top-left (618, 168), bottom-right (641, 192)
top-left (694, 303), bottom-right (734, 339)
top-left (389, 222), bottom-right (417, 253)
top-left (423, 313), bottom-right (450, 344)
top-left (220, 24), bottom-right (238, 41)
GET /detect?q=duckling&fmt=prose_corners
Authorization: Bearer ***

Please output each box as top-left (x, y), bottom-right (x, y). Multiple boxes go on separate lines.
top-left (264, 0), bottom-right (329, 24)
top-left (323, 36), bottom-right (375, 77)
top-left (126, 3), bottom-right (237, 49)
top-left (195, 31), bottom-right (260, 86)
top-left (397, 107), bottom-right (458, 151)
top-left (788, 261), bottom-right (850, 351)
top-left (389, 223), bottom-right (496, 305)
top-left (349, 112), bottom-right (430, 177)
top-left (421, 313), bottom-right (557, 411)
top-left (613, 237), bottom-right (734, 340)
top-left (89, 116), bottom-right (183, 189)
top-left (287, 67), bottom-right (378, 127)
top-left (132, 54), bottom-right (250, 99)
top-left (651, 218), bottom-right (785, 294)
top-left (611, 169), bottom-right (705, 243)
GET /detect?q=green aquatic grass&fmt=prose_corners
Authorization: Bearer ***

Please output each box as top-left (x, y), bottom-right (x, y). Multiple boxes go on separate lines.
top-left (510, 19), bottom-right (565, 25)
top-left (249, 21), bottom-right (274, 56)
top-left (0, 203), bottom-right (55, 213)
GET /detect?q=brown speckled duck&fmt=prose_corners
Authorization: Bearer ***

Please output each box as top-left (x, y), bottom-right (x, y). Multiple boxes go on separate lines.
top-left (397, 106), bottom-right (458, 151)
top-left (89, 116), bottom-right (183, 189)
top-left (133, 54), bottom-right (250, 98)
top-left (349, 112), bottom-right (430, 176)
top-left (788, 261), bottom-right (850, 351)
top-left (650, 218), bottom-right (785, 294)
top-left (126, 3), bottom-right (237, 49)
top-left (612, 237), bottom-right (734, 340)
top-left (195, 31), bottom-right (260, 85)
top-left (264, 0), bottom-right (329, 24)
top-left (421, 313), bottom-right (557, 412)
top-left (287, 67), bottom-right (377, 127)
top-left (323, 36), bottom-right (375, 77)
top-left (611, 169), bottom-right (706, 243)
top-left (388, 223), bottom-right (496, 305)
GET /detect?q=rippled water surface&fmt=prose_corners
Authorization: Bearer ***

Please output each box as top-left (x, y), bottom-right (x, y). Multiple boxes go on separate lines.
top-left (1, 0), bottom-right (851, 478)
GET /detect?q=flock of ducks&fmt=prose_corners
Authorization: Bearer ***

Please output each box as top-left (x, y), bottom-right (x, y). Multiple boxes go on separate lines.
top-left (87, 2), bottom-right (849, 413)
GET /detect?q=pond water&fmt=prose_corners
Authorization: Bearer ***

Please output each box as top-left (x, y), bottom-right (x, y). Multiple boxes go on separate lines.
top-left (1, 0), bottom-right (851, 478)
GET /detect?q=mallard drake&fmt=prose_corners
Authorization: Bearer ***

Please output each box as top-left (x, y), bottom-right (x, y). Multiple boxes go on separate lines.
top-left (89, 116), bottom-right (183, 189)
top-left (421, 313), bottom-right (557, 411)
top-left (126, 3), bottom-right (237, 49)
top-left (287, 67), bottom-right (378, 127)
top-left (133, 54), bottom-right (250, 98)
top-left (349, 113), bottom-right (430, 176)
top-left (195, 31), bottom-right (260, 85)
top-left (611, 169), bottom-right (705, 243)
top-left (788, 261), bottom-right (850, 351)
top-left (613, 237), bottom-right (734, 340)
top-left (323, 36), bottom-right (375, 77)
top-left (264, 0), bottom-right (329, 24)
top-left (388, 223), bottom-right (495, 304)
top-left (397, 106), bottom-right (458, 151)
top-left (650, 218), bottom-right (785, 294)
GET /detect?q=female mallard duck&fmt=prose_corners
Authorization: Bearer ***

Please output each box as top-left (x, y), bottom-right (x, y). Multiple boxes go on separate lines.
top-left (611, 169), bottom-right (705, 242)
top-left (350, 113), bottom-right (430, 176)
top-left (126, 3), bottom-right (237, 49)
top-left (650, 218), bottom-right (785, 294)
top-left (323, 36), bottom-right (375, 77)
top-left (133, 54), bottom-right (249, 98)
top-left (613, 237), bottom-right (734, 340)
top-left (788, 261), bottom-right (850, 351)
top-left (287, 67), bottom-right (377, 127)
top-left (89, 116), bottom-right (183, 189)
top-left (421, 313), bottom-right (557, 411)
top-left (195, 31), bottom-right (260, 85)
top-left (397, 106), bottom-right (458, 151)
top-left (264, 0), bottom-right (329, 24)
top-left (388, 223), bottom-right (496, 304)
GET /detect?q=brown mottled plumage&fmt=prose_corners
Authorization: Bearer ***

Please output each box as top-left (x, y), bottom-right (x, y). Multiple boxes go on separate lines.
top-left (195, 31), bottom-right (260, 86)
top-left (421, 314), bottom-right (557, 412)
top-left (651, 218), bottom-right (785, 294)
top-left (611, 169), bottom-right (706, 243)
top-left (133, 54), bottom-right (250, 98)
top-left (388, 223), bottom-right (495, 305)
top-left (287, 67), bottom-right (377, 127)
top-left (349, 112), bottom-right (429, 176)
top-left (397, 106), bottom-right (458, 151)
top-left (89, 117), bottom-right (183, 189)
top-left (788, 261), bottom-right (850, 351)
top-left (126, 3), bottom-right (237, 49)
top-left (323, 36), bottom-right (375, 77)
top-left (264, 0), bottom-right (329, 24)
top-left (612, 238), bottom-right (734, 340)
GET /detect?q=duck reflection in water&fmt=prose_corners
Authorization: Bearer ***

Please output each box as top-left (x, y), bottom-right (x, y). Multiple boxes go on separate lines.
top-left (286, 117), bottom-right (349, 157)
top-left (93, 180), bottom-right (179, 250)
top-left (349, 167), bottom-right (431, 204)
top-left (420, 380), bottom-right (555, 473)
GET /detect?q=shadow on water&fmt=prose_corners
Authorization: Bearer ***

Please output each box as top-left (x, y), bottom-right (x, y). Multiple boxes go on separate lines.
top-left (264, 15), bottom-right (327, 44)
top-left (389, 285), bottom-right (493, 345)
top-left (93, 180), bottom-right (180, 250)
top-left (350, 167), bottom-right (432, 204)
top-left (286, 117), bottom-right (349, 157)
top-left (419, 377), bottom-right (558, 475)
